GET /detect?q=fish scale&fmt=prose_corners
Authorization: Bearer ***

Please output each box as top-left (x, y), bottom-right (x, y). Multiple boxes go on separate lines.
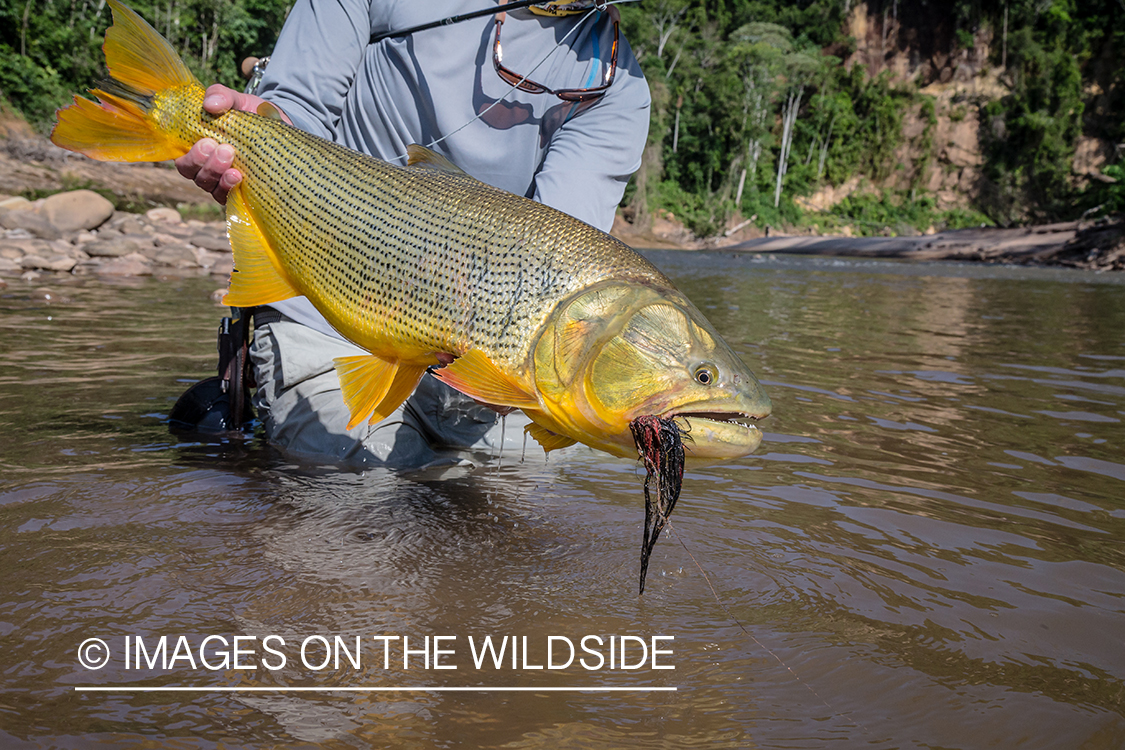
top-left (211, 112), bottom-right (670, 368)
top-left (51, 0), bottom-right (769, 464)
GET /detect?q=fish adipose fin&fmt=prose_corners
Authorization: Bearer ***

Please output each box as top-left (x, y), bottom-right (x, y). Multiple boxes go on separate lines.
top-left (223, 187), bottom-right (301, 307)
top-left (335, 356), bottom-right (426, 430)
top-left (525, 423), bottom-right (577, 452)
top-left (51, 0), bottom-right (200, 162)
top-left (432, 350), bottom-right (539, 410)
top-left (256, 101), bottom-right (286, 121)
top-left (406, 145), bottom-right (468, 175)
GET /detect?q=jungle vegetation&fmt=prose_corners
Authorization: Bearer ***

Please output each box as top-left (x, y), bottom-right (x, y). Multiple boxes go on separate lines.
top-left (1, 0), bottom-right (1122, 235)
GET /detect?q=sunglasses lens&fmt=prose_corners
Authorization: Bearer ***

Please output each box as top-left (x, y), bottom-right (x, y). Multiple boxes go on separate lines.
top-left (557, 89), bottom-right (604, 102)
top-left (493, 17), bottom-right (617, 102)
top-left (498, 68), bottom-right (548, 94)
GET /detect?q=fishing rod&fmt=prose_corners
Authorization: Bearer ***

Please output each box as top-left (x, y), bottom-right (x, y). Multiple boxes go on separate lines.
top-left (370, 0), bottom-right (640, 44)
top-left (371, 0), bottom-right (561, 44)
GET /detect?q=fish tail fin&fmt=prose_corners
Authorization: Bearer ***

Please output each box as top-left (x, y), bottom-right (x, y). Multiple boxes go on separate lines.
top-left (51, 0), bottom-right (203, 162)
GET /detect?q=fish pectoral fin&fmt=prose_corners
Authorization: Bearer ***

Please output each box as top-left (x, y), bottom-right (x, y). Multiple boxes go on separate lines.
top-left (431, 349), bottom-right (539, 410)
top-left (406, 144), bottom-right (468, 175)
top-left (525, 422), bottom-right (577, 452)
top-left (222, 186), bottom-right (301, 307)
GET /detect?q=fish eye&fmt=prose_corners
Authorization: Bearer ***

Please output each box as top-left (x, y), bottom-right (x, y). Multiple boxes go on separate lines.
top-left (694, 363), bottom-right (718, 386)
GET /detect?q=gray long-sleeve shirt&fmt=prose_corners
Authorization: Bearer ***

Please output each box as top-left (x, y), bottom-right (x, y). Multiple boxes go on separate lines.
top-left (256, 0), bottom-right (651, 336)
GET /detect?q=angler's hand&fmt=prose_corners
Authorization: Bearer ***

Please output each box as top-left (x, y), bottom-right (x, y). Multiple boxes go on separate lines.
top-left (174, 84), bottom-right (291, 205)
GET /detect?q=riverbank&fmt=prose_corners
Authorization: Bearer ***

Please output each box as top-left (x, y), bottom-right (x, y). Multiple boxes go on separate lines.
top-left (723, 220), bottom-right (1125, 271)
top-left (611, 211), bottom-right (1125, 271)
top-left (3, 135), bottom-right (1123, 284)
top-left (0, 137), bottom-right (230, 291)
top-left (0, 188), bottom-right (232, 290)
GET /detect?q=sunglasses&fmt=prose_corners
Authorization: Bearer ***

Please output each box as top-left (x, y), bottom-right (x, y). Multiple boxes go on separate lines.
top-left (492, 8), bottom-right (619, 102)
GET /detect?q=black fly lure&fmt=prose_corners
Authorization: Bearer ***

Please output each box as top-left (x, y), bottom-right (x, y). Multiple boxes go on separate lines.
top-left (630, 414), bottom-right (686, 594)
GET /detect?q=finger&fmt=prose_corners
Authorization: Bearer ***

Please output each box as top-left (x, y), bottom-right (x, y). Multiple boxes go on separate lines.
top-left (213, 169), bottom-right (243, 205)
top-left (186, 143), bottom-right (234, 198)
top-left (174, 138), bottom-right (216, 180)
top-left (201, 145), bottom-right (237, 203)
top-left (202, 84), bottom-right (236, 115)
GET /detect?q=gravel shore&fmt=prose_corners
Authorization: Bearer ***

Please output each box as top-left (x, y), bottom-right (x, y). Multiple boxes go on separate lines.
top-left (0, 189), bottom-right (232, 292)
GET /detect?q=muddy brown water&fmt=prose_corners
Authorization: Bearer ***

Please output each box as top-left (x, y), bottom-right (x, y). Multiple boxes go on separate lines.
top-left (1, 253), bottom-right (1123, 749)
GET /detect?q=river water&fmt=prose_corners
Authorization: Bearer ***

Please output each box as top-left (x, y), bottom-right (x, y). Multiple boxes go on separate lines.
top-left (1, 253), bottom-right (1123, 749)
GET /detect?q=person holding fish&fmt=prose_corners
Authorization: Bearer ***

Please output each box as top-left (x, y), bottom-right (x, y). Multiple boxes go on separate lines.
top-left (174, 0), bottom-right (652, 466)
top-left (54, 0), bottom-right (770, 589)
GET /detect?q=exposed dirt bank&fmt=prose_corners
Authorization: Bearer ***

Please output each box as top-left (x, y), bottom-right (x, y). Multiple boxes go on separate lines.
top-left (1, 137), bottom-right (212, 211)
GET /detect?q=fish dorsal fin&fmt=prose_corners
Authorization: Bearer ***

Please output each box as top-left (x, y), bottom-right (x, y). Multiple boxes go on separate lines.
top-left (525, 422), bottom-right (577, 452)
top-left (406, 145), bottom-right (467, 174)
top-left (222, 186), bottom-right (301, 307)
top-left (431, 350), bottom-right (539, 410)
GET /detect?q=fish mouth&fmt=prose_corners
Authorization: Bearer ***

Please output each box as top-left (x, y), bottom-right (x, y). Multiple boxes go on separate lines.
top-left (673, 411), bottom-right (763, 427)
top-left (667, 409), bottom-right (768, 461)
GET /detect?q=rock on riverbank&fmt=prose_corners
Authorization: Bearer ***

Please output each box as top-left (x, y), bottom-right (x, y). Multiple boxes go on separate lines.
top-left (0, 189), bottom-right (233, 283)
top-left (727, 219), bottom-right (1125, 271)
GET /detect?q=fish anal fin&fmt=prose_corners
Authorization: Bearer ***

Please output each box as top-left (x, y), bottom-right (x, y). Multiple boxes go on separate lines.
top-left (334, 354), bottom-right (397, 431)
top-left (222, 186), bottom-right (301, 307)
top-left (526, 422), bottom-right (577, 452)
top-left (432, 350), bottom-right (539, 410)
top-left (406, 144), bottom-right (468, 174)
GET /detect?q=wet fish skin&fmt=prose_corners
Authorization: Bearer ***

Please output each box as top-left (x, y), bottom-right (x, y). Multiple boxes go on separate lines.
top-left (51, 0), bottom-right (771, 460)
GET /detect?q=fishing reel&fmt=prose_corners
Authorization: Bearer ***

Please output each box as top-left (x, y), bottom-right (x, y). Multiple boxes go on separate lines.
top-left (168, 307), bottom-right (255, 434)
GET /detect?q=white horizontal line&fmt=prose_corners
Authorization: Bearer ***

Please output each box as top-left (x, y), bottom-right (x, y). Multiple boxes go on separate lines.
top-left (74, 686), bottom-right (677, 693)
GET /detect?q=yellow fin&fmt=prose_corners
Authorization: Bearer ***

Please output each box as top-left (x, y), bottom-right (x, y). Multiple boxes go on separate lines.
top-left (103, 0), bottom-right (196, 95)
top-left (52, 92), bottom-right (182, 162)
top-left (406, 145), bottom-right (467, 174)
top-left (222, 186), bottom-right (301, 307)
top-left (334, 355), bottom-right (397, 430)
top-left (257, 101), bottom-right (286, 121)
top-left (432, 350), bottom-right (539, 410)
top-left (367, 364), bottom-right (427, 426)
top-left (51, 0), bottom-right (200, 162)
top-left (525, 422), bottom-right (577, 452)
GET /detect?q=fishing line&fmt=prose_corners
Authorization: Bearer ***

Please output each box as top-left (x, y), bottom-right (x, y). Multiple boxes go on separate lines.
top-left (389, 0), bottom-right (637, 164)
top-left (665, 519), bottom-right (871, 736)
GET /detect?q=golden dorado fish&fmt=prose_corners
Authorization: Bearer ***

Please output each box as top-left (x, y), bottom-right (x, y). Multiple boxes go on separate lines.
top-left (52, 0), bottom-right (771, 462)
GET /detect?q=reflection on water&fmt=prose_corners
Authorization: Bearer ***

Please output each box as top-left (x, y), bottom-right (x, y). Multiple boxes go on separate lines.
top-left (1, 255), bottom-right (1123, 748)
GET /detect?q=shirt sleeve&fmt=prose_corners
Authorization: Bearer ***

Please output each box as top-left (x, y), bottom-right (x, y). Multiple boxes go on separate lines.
top-left (255, 0), bottom-right (388, 140)
top-left (531, 43), bottom-right (650, 233)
